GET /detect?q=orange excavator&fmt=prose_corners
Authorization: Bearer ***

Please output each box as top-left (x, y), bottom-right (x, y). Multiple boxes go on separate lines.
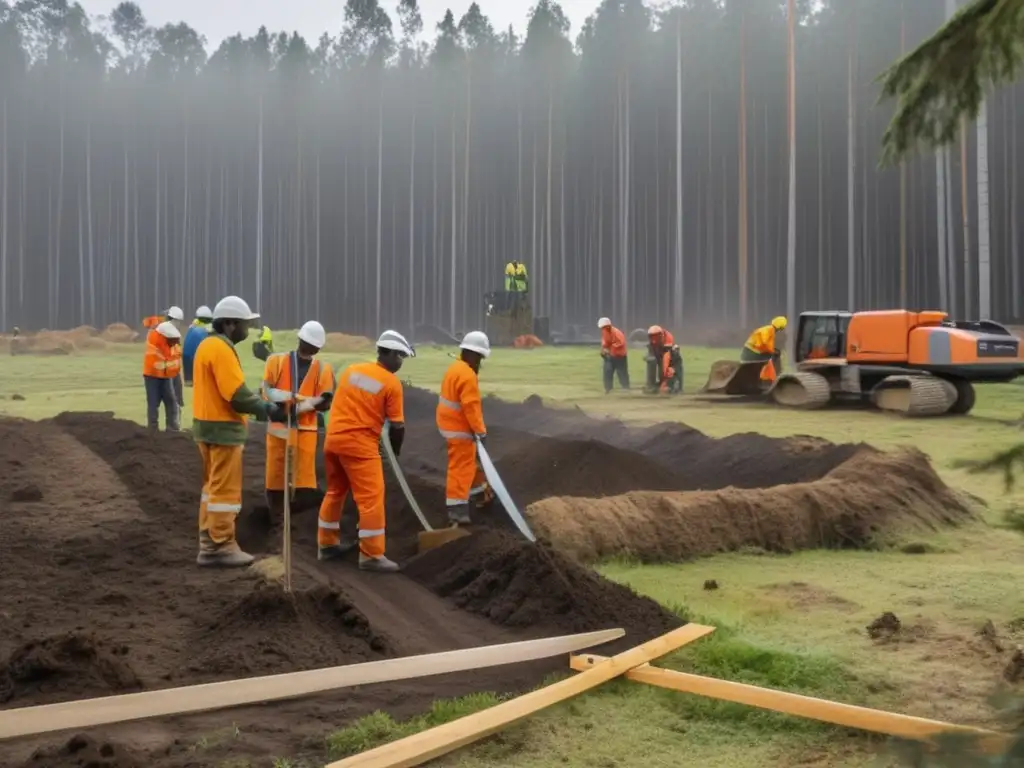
top-left (701, 310), bottom-right (1024, 416)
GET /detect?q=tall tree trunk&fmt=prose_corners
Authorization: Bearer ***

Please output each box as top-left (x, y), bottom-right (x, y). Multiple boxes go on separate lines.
top-left (408, 111), bottom-right (416, 329)
top-left (738, 12), bottom-right (749, 328)
top-left (0, 98), bottom-right (7, 331)
top-left (977, 98), bottom-right (990, 318)
top-left (256, 97), bottom-right (265, 314)
top-left (673, 13), bottom-right (683, 330)
top-left (786, 0), bottom-right (797, 349)
top-left (899, 5), bottom-right (907, 307)
top-left (86, 123), bottom-right (95, 326)
top-left (450, 115), bottom-right (457, 335)
top-left (546, 88), bottom-right (554, 323)
top-left (960, 119), bottom-right (971, 318)
top-left (1013, 88), bottom-right (1021, 319)
top-left (376, 97), bottom-right (384, 332)
top-left (847, 4), bottom-right (857, 311)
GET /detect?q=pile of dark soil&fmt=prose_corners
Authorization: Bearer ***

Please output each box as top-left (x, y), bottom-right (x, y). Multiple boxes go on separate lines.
top-left (0, 634), bottom-right (141, 705)
top-left (403, 529), bottom-right (682, 646)
top-left (186, 584), bottom-right (391, 676)
top-left (20, 734), bottom-right (141, 768)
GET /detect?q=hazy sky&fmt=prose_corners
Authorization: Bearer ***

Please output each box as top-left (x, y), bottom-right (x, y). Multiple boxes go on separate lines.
top-left (77, 1), bottom-right (597, 50)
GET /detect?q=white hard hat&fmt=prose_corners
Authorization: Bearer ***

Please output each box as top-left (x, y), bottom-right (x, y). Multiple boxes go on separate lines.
top-left (195, 305), bottom-right (213, 320)
top-left (376, 329), bottom-right (415, 357)
top-left (155, 321), bottom-right (181, 340)
top-left (597, 317), bottom-right (611, 329)
top-left (298, 320), bottom-right (326, 348)
top-left (213, 295), bottom-right (259, 321)
top-left (166, 306), bottom-right (184, 321)
top-left (459, 330), bottom-right (491, 358)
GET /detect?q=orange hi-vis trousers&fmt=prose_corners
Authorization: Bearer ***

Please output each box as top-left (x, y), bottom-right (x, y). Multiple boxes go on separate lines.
top-left (198, 443), bottom-right (244, 544)
top-left (317, 450), bottom-right (386, 558)
top-left (265, 430), bottom-right (318, 492)
top-left (445, 439), bottom-right (487, 507)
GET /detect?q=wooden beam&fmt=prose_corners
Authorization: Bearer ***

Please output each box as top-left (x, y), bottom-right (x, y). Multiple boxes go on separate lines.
top-left (0, 628), bottom-right (627, 741)
top-left (569, 655), bottom-right (1012, 752)
top-left (326, 623), bottom-right (716, 768)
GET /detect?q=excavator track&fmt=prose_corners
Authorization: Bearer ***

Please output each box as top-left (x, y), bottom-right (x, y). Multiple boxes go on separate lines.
top-left (870, 375), bottom-right (958, 417)
top-left (770, 371), bottom-right (832, 410)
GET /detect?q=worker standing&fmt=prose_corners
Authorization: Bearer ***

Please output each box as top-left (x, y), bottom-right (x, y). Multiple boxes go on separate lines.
top-left (317, 330), bottom-right (414, 572)
top-left (645, 325), bottom-right (683, 394)
top-left (142, 321), bottom-right (183, 431)
top-left (182, 305), bottom-right (213, 386)
top-left (191, 295), bottom-right (287, 568)
top-left (597, 317), bottom-right (630, 393)
top-left (742, 316), bottom-right (787, 383)
top-left (437, 331), bottom-right (492, 526)
top-left (262, 321), bottom-right (335, 517)
top-left (504, 260), bottom-right (529, 313)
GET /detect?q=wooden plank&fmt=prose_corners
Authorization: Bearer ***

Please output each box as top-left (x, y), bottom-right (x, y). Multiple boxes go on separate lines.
top-left (326, 623), bottom-right (716, 768)
top-left (0, 628), bottom-right (626, 741)
top-left (569, 654), bottom-right (1012, 752)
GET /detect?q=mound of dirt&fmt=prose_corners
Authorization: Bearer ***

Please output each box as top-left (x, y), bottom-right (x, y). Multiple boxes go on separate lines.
top-left (525, 448), bottom-right (974, 563)
top-left (187, 584), bottom-right (391, 676)
top-left (403, 529), bottom-right (682, 645)
top-left (495, 436), bottom-right (685, 506)
top-left (0, 634), bottom-right (141, 705)
top-left (21, 734), bottom-right (142, 768)
top-left (99, 323), bottom-right (138, 344)
top-left (324, 332), bottom-right (374, 353)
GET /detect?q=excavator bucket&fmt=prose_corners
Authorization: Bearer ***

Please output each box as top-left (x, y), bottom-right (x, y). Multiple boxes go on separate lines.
top-left (700, 360), bottom-right (768, 396)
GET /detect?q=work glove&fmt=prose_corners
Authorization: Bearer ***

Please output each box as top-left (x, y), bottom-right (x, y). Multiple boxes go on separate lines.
top-left (266, 402), bottom-right (288, 423)
top-left (388, 424), bottom-right (405, 458)
top-left (600, 349), bottom-right (610, 358)
top-left (314, 392), bottom-right (333, 412)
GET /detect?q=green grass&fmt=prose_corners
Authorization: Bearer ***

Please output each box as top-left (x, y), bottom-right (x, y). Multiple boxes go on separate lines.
top-left (4, 336), bottom-right (1024, 767)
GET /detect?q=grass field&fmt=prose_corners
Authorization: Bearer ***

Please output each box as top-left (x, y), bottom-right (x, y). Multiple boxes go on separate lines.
top-left (3, 334), bottom-right (1024, 768)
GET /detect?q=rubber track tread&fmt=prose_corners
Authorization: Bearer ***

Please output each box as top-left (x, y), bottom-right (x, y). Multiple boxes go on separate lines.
top-left (872, 375), bottom-right (957, 417)
top-left (770, 371), bottom-right (832, 410)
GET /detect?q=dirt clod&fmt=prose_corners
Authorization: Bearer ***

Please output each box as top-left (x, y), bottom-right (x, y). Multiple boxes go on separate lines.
top-left (979, 620), bottom-right (1005, 652)
top-left (867, 612), bottom-right (902, 641)
top-left (703, 579), bottom-right (719, 591)
top-left (21, 734), bottom-right (141, 768)
top-left (8, 484), bottom-right (42, 502)
top-left (1004, 648), bottom-right (1024, 683)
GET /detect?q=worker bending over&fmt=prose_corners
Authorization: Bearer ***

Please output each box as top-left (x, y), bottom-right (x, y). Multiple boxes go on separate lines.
top-left (253, 325), bottom-right (274, 361)
top-left (437, 332), bottom-right (492, 525)
top-left (142, 321), bottom-right (183, 431)
top-left (182, 305), bottom-right (213, 386)
top-left (318, 330), bottom-right (414, 573)
top-left (598, 317), bottom-right (629, 393)
top-left (262, 320), bottom-right (335, 517)
top-left (742, 316), bottom-right (787, 383)
top-left (192, 296), bottom-right (286, 568)
top-left (645, 325), bottom-right (683, 394)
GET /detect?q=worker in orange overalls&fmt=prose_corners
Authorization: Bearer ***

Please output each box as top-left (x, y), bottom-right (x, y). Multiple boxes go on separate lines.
top-left (192, 295), bottom-right (287, 568)
top-left (317, 329), bottom-right (414, 573)
top-left (597, 317), bottom-right (630, 393)
top-left (645, 325), bottom-right (683, 394)
top-left (742, 316), bottom-right (787, 383)
top-left (437, 331), bottom-right (492, 526)
top-left (142, 321), bottom-right (183, 432)
top-left (262, 320), bottom-right (335, 517)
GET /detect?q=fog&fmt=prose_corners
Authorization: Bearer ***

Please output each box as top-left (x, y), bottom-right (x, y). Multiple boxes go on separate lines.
top-left (0, 0), bottom-right (1018, 336)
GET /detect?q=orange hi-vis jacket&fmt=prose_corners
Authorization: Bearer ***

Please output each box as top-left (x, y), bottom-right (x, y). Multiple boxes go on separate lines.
top-left (326, 361), bottom-right (404, 459)
top-left (601, 326), bottom-right (628, 358)
top-left (143, 329), bottom-right (180, 379)
top-left (745, 324), bottom-right (777, 355)
top-left (436, 360), bottom-right (487, 440)
top-left (262, 353), bottom-right (335, 440)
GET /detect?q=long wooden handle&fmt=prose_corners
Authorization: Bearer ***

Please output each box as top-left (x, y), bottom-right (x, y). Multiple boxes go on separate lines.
top-left (327, 624), bottom-right (716, 768)
top-left (570, 654), bottom-right (1011, 752)
top-left (0, 628), bottom-right (626, 740)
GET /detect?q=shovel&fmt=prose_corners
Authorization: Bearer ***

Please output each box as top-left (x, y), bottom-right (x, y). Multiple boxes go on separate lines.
top-left (475, 436), bottom-right (535, 542)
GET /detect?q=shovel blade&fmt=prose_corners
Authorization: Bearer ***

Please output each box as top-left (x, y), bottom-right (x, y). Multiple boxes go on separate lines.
top-left (418, 527), bottom-right (471, 553)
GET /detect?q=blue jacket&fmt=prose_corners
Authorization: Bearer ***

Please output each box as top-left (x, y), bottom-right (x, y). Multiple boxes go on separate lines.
top-left (182, 324), bottom-right (210, 382)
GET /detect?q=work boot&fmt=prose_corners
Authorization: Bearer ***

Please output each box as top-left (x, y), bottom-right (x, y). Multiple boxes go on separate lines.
top-left (359, 554), bottom-right (400, 573)
top-left (448, 503), bottom-right (472, 525)
top-left (196, 539), bottom-right (255, 568)
top-left (318, 542), bottom-right (356, 561)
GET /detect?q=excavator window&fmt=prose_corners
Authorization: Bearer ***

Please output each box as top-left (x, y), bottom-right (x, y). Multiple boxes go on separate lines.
top-left (796, 314), bottom-right (850, 362)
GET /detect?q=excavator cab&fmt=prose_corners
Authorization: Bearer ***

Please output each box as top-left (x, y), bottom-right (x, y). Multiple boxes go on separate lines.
top-left (794, 311), bottom-right (853, 363)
